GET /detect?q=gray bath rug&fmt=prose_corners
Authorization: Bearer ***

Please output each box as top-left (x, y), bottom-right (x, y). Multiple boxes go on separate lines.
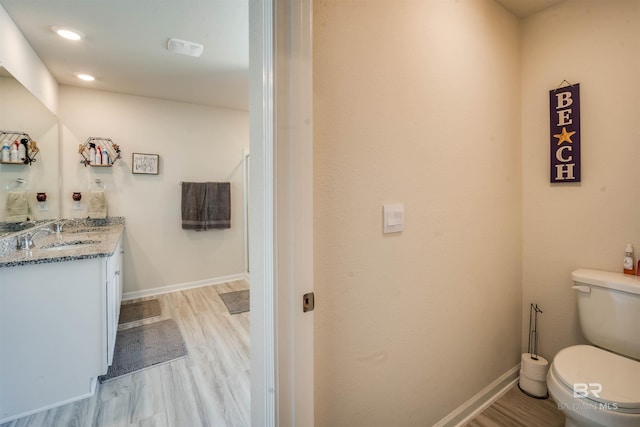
top-left (219, 289), bottom-right (250, 314)
top-left (119, 299), bottom-right (161, 324)
top-left (98, 319), bottom-right (187, 382)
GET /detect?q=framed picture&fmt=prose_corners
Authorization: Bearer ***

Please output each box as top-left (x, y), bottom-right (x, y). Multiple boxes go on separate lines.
top-left (132, 153), bottom-right (159, 175)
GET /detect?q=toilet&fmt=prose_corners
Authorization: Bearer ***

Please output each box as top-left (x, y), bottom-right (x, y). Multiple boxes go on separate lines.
top-left (547, 269), bottom-right (640, 427)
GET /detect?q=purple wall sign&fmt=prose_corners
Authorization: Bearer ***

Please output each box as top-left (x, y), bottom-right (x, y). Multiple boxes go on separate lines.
top-left (549, 83), bottom-right (581, 183)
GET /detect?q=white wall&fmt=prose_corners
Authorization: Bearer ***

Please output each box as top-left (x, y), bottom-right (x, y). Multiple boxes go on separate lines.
top-left (521, 1), bottom-right (640, 359)
top-left (58, 86), bottom-right (249, 293)
top-left (0, 4), bottom-right (57, 115)
top-left (0, 76), bottom-right (59, 221)
top-left (313, 1), bottom-right (522, 425)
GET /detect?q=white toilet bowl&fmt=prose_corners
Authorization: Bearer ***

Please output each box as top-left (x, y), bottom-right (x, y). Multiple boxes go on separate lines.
top-left (547, 345), bottom-right (640, 427)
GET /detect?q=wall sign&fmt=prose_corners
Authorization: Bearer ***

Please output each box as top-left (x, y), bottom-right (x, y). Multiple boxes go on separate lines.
top-left (132, 153), bottom-right (159, 175)
top-left (550, 83), bottom-right (580, 183)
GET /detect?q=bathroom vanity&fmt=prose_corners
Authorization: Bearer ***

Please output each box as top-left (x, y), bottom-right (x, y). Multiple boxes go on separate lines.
top-left (0, 218), bottom-right (124, 423)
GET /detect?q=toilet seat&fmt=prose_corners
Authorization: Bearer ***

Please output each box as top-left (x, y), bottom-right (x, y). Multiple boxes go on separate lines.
top-left (552, 345), bottom-right (640, 412)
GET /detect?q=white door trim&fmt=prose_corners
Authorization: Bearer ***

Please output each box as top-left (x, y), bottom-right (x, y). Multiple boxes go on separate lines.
top-left (249, 0), bottom-right (314, 426)
top-left (275, 0), bottom-right (314, 425)
top-left (249, 0), bottom-right (276, 425)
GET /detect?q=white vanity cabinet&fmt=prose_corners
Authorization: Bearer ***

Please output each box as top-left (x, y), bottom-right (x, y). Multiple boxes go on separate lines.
top-left (0, 237), bottom-right (123, 423)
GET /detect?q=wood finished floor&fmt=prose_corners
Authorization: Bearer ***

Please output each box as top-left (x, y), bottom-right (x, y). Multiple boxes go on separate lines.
top-left (465, 385), bottom-right (565, 427)
top-left (1, 280), bottom-right (250, 427)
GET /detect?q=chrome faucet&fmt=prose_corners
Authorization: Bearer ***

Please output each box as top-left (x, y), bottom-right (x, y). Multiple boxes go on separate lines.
top-left (16, 233), bottom-right (34, 250)
top-left (16, 228), bottom-right (53, 250)
top-left (52, 220), bottom-right (70, 233)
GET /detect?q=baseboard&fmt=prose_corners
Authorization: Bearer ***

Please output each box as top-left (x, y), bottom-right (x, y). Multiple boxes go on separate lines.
top-left (433, 364), bottom-right (520, 427)
top-left (122, 273), bottom-right (247, 301)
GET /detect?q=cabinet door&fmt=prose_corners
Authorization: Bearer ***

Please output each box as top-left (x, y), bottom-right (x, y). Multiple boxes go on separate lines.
top-left (116, 244), bottom-right (124, 323)
top-left (105, 239), bottom-right (122, 367)
top-left (0, 259), bottom-right (104, 421)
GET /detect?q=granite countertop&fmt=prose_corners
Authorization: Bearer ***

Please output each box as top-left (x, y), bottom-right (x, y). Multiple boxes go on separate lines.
top-left (0, 217), bottom-right (124, 268)
top-left (0, 219), bottom-right (55, 238)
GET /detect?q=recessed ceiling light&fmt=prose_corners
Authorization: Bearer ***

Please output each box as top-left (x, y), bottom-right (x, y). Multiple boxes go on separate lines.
top-left (76, 73), bottom-right (95, 82)
top-left (51, 26), bottom-right (84, 41)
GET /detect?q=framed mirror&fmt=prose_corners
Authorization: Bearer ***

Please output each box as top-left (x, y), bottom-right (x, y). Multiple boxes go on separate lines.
top-left (0, 69), bottom-right (59, 236)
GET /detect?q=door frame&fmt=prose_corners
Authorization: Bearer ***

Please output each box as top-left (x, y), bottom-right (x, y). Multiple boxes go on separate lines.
top-left (249, 0), bottom-right (314, 426)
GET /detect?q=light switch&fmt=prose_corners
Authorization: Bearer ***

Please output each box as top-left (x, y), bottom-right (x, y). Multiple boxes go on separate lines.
top-left (383, 204), bottom-right (404, 233)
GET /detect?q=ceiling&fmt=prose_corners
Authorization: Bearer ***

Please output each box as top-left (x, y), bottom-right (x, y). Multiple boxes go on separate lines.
top-left (0, 0), bottom-right (248, 111)
top-left (0, 1), bottom-right (562, 111)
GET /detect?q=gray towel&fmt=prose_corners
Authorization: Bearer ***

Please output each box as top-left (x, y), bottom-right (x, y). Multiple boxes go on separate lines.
top-left (181, 182), bottom-right (230, 230)
top-left (6, 191), bottom-right (28, 223)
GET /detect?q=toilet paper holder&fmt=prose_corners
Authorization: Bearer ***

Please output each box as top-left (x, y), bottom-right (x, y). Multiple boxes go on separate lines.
top-left (518, 303), bottom-right (549, 399)
top-left (528, 303), bottom-right (543, 360)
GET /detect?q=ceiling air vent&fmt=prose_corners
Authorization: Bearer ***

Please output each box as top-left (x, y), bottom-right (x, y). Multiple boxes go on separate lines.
top-left (167, 38), bottom-right (204, 57)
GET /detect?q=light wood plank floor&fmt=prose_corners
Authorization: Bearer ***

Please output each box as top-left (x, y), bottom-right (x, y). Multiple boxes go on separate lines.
top-left (1, 280), bottom-right (250, 427)
top-left (465, 385), bottom-right (565, 427)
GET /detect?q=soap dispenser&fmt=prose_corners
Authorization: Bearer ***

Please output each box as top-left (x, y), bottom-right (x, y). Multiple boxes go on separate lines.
top-left (623, 243), bottom-right (635, 275)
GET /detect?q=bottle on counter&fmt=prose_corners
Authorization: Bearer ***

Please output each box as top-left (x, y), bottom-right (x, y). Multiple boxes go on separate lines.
top-left (623, 243), bottom-right (635, 275)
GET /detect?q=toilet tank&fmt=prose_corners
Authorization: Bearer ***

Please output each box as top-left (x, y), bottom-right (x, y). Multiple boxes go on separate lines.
top-left (572, 269), bottom-right (640, 360)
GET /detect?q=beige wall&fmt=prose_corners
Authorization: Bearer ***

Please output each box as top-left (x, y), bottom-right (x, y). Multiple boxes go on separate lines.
top-left (521, 1), bottom-right (640, 359)
top-left (313, 1), bottom-right (522, 425)
top-left (58, 86), bottom-right (249, 293)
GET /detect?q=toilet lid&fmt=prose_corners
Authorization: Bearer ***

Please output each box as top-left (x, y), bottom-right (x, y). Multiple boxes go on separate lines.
top-left (552, 345), bottom-right (640, 410)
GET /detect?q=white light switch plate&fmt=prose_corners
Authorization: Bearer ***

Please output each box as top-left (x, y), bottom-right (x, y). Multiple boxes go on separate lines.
top-left (383, 204), bottom-right (404, 233)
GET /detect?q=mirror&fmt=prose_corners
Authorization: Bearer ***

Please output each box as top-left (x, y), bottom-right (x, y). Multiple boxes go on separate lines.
top-left (0, 70), bottom-right (60, 236)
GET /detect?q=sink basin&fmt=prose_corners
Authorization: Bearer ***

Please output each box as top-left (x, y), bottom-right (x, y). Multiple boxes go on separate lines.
top-left (41, 240), bottom-right (100, 251)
